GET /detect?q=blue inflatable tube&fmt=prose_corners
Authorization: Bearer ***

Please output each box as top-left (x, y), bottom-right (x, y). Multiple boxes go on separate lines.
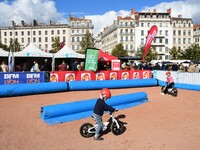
top-left (68, 78), bottom-right (158, 91)
top-left (157, 79), bottom-right (200, 91)
top-left (40, 92), bottom-right (148, 125)
top-left (0, 82), bottom-right (68, 97)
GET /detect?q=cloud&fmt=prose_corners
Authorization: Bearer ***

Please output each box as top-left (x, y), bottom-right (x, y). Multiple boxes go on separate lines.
top-left (142, 0), bottom-right (200, 24)
top-left (0, 0), bottom-right (67, 27)
top-left (86, 10), bottom-right (130, 37)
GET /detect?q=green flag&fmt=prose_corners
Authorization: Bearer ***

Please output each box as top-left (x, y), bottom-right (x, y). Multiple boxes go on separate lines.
top-left (84, 48), bottom-right (100, 71)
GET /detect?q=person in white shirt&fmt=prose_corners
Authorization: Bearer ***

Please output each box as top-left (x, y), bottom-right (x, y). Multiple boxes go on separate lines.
top-left (0, 61), bottom-right (8, 72)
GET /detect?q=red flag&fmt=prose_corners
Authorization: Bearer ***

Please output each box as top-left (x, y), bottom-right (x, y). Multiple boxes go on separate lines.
top-left (142, 25), bottom-right (158, 61)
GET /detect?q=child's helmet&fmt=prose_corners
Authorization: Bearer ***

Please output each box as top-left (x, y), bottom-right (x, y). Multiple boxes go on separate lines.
top-left (100, 88), bottom-right (111, 99)
top-left (166, 71), bottom-right (171, 75)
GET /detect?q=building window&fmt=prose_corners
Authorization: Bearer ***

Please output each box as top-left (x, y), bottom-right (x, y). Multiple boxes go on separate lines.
top-left (63, 37), bottom-right (65, 42)
top-left (141, 38), bottom-right (144, 45)
top-left (159, 38), bottom-right (162, 43)
top-left (160, 23), bottom-right (162, 27)
top-left (120, 29), bottom-right (123, 33)
top-left (33, 37), bottom-right (36, 42)
top-left (178, 30), bottom-right (181, 35)
top-left (183, 38), bottom-right (186, 44)
top-left (39, 31), bottom-right (41, 35)
top-left (72, 37), bottom-right (74, 42)
top-left (188, 38), bottom-right (191, 44)
top-left (165, 47), bottom-right (169, 53)
top-left (130, 36), bottom-right (133, 41)
top-left (52, 37), bottom-right (54, 42)
top-left (165, 55), bottom-right (169, 60)
top-left (159, 47), bottom-right (162, 52)
top-left (77, 37), bottom-right (79, 42)
top-left (77, 45), bottom-right (79, 50)
top-left (125, 22), bottom-right (128, 26)
top-left (4, 38), bottom-right (7, 43)
top-left (28, 38), bottom-right (30, 43)
top-left (4, 32), bottom-right (7, 36)
top-left (45, 30), bottom-right (48, 35)
top-left (72, 45), bottom-right (75, 50)
top-left (10, 32), bottom-right (12, 36)
top-left (45, 44), bottom-right (48, 49)
top-left (39, 44), bottom-right (41, 49)
top-left (57, 30), bottom-right (60, 34)
top-left (173, 30), bottom-right (176, 36)
top-left (141, 30), bottom-right (144, 36)
top-left (21, 38), bottom-right (24, 43)
top-left (27, 31), bottom-right (30, 36)
top-left (15, 31), bottom-right (18, 36)
top-left (159, 30), bottom-right (162, 35)
top-left (121, 36), bottom-right (123, 41)
top-left (126, 36), bottom-right (128, 41)
top-left (82, 30), bottom-right (84, 33)
top-left (141, 23), bottom-right (144, 27)
top-left (77, 30), bottom-right (79, 33)
top-left (188, 30), bottom-right (191, 36)
top-left (183, 30), bottom-right (186, 36)
top-left (45, 37), bottom-right (48, 42)
top-left (51, 30), bottom-right (54, 35)
top-left (63, 30), bottom-right (65, 34)
top-left (178, 38), bottom-right (181, 44)
top-left (39, 37), bottom-right (41, 42)
top-left (21, 31), bottom-right (24, 36)
top-left (130, 29), bottom-right (133, 33)
top-left (165, 30), bottom-right (168, 36)
top-left (125, 29), bottom-right (128, 33)
top-left (165, 39), bottom-right (168, 44)
top-left (173, 38), bottom-right (176, 44)
top-left (72, 30), bottom-right (74, 33)
top-left (33, 31), bottom-right (35, 35)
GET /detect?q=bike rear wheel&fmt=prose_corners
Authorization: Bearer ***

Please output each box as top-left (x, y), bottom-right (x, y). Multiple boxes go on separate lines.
top-left (171, 88), bottom-right (178, 97)
top-left (110, 121), bottom-right (125, 135)
top-left (79, 123), bottom-right (95, 138)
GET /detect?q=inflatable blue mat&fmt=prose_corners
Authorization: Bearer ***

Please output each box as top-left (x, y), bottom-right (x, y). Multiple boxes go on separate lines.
top-left (0, 82), bottom-right (68, 97)
top-left (40, 91), bottom-right (148, 125)
top-left (69, 78), bottom-right (158, 91)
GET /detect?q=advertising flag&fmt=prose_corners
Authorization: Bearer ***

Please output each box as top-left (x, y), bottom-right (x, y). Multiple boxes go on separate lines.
top-left (84, 48), bottom-right (100, 71)
top-left (142, 25), bottom-right (158, 61)
top-left (8, 49), bottom-right (13, 72)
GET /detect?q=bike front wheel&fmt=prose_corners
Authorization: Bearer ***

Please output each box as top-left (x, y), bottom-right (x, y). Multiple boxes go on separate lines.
top-left (79, 123), bottom-right (95, 138)
top-left (110, 121), bottom-right (125, 136)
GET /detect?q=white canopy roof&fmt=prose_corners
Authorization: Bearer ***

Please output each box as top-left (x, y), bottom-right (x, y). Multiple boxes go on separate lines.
top-left (14, 43), bottom-right (53, 57)
top-left (54, 45), bottom-right (85, 58)
top-left (0, 48), bottom-right (9, 57)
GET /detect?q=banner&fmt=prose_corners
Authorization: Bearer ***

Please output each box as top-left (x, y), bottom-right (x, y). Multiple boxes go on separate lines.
top-left (111, 60), bottom-right (121, 70)
top-left (8, 49), bottom-right (13, 72)
top-left (142, 25), bottom-right (158, 61)
top-left (84, 48), bottom-right (99, 71)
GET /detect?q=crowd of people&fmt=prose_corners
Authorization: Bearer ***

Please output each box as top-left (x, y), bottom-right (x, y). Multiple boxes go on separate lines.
top-left (1, 59), bottom-right (200, 73)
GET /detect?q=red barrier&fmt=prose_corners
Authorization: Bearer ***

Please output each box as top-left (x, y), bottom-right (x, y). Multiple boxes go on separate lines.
top-left (50, 70), bottom-right (152, 82)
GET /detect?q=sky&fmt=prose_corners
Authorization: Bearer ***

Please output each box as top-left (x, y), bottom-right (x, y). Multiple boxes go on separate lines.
top-left (0, 0), bottom-right (200, 36)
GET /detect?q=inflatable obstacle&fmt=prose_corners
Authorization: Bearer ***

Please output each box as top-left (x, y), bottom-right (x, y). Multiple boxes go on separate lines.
top-left (68, 78), bottom-right (158, 91)
top-left (40, 92), bottom-right (148, 125)
top-left (0, 82), bottom-right (68, 97)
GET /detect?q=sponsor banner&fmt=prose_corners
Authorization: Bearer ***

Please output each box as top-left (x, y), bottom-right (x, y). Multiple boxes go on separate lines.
top-left (65, 73), bottom-right (75, 82)
top-left (84, 48), bottom-right (100, 71)
top-left (109, 72), bottom-right (118, 80)
top-left (50, 73), bottom-right (58, 82)
top-left (143, 71), bottom-right (150, 79)
top-left (81, 73), bottom-right (91, 81)
top-left (0, 72), bottom-right (45, 85)
top-left (120, 71), bottom-right (129, 80)
top-left (111, 60), bottom-right (120, 70)
top-left (96, 72), bottom-right (105, 80)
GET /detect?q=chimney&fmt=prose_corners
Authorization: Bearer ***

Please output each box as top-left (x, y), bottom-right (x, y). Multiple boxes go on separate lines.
top-left (33, 19), bottom-right (38, 26)
top-left (11, 20), bottom-right (15, 27)
top-left (167, 8), bottom-right (171, 14)
top-left (178, 15), bottom-right (182, 18)
top-left (153, 9), bottom-right (156, 13)
top-left (21, 20), bottom-right (25, 26)
top-left (117, 16), bottom-right (122, 20)
top-left (131, 9), bottom-right (135, 15)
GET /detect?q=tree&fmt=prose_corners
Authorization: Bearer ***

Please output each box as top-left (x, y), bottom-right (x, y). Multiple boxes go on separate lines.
top-left (180, 44), bottom-right (200, 61)
top-left (51, 37), bottom-right (61, 53)
top-left (111, 43), bottom-right (128, 57)
top-left (169, 47), bottom-right (181, 60)
top-left (9, 39), bottom-right (21, 52)
top-left (79, 30), bottom-right (95, 54)
top-left (0, 42), bottom-right (9, 51)
top-left (135, 46), bottom-right (158, 62)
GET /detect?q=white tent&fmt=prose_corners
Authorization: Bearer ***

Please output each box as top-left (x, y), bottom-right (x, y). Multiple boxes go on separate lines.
top-left (0, 48), bottom-right (9, 57)
top-left (54, 45), bottom-right (85, 58)
top-left (14, 43), bottom-right (53, 57)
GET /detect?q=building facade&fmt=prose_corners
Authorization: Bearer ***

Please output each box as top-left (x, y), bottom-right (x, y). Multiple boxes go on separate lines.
top-left (194, 24), bottom-right (200, 47)
top-left (0, 16), bottom-right (93, 52)
top-left (95, 8), bottom-right (194, 60)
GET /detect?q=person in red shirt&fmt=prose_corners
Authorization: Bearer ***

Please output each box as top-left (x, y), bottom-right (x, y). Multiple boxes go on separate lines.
top-left (162, 71), bottom-right (175, 95)
top-left (58, 60), bottom-right (68, 71)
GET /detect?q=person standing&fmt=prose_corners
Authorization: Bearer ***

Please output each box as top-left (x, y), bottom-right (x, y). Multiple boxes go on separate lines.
top-left (33, 61), bottom-right (40, 72)
top-left (0, 61), bottom-right (8, 72)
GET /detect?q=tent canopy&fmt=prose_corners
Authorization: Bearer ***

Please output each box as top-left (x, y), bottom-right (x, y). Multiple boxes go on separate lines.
top-left (54, 45), bottom-right (85, 58)
top-left (98, 50), bottom-right (118, 61)
top-left (14, 43), bottom-right (53, 57)
top-left (0, 48), bottom-right (9, 57)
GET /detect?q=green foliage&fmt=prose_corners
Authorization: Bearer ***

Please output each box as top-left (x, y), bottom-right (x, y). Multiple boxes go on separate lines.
top-left (135, 46), bottom-right (158, 62)
top-left (0, 42), bottom-right (9, 51)
top-left (9, 39), bottom-right (21, 52)
top-left (79, 30), bottom-right (95, 53)
top-left (180, 44), bottom-right (200, 61)
top-left (51, 37), bottom-right (61, 53)
top-left (111, 43), bottom-right (128, 57)
top-left (169, 47), bottom-right (182, 60)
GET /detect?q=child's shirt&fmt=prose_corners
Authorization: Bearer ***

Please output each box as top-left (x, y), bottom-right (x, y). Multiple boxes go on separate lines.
top-left (166, 75), bottom-right (174, 83)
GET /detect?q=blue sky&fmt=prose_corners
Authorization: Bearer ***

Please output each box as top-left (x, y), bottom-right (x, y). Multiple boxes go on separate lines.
top-left (54, 0), bottom-right (177, 17)
top-left (0, 0), bottom-right (199, 36)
